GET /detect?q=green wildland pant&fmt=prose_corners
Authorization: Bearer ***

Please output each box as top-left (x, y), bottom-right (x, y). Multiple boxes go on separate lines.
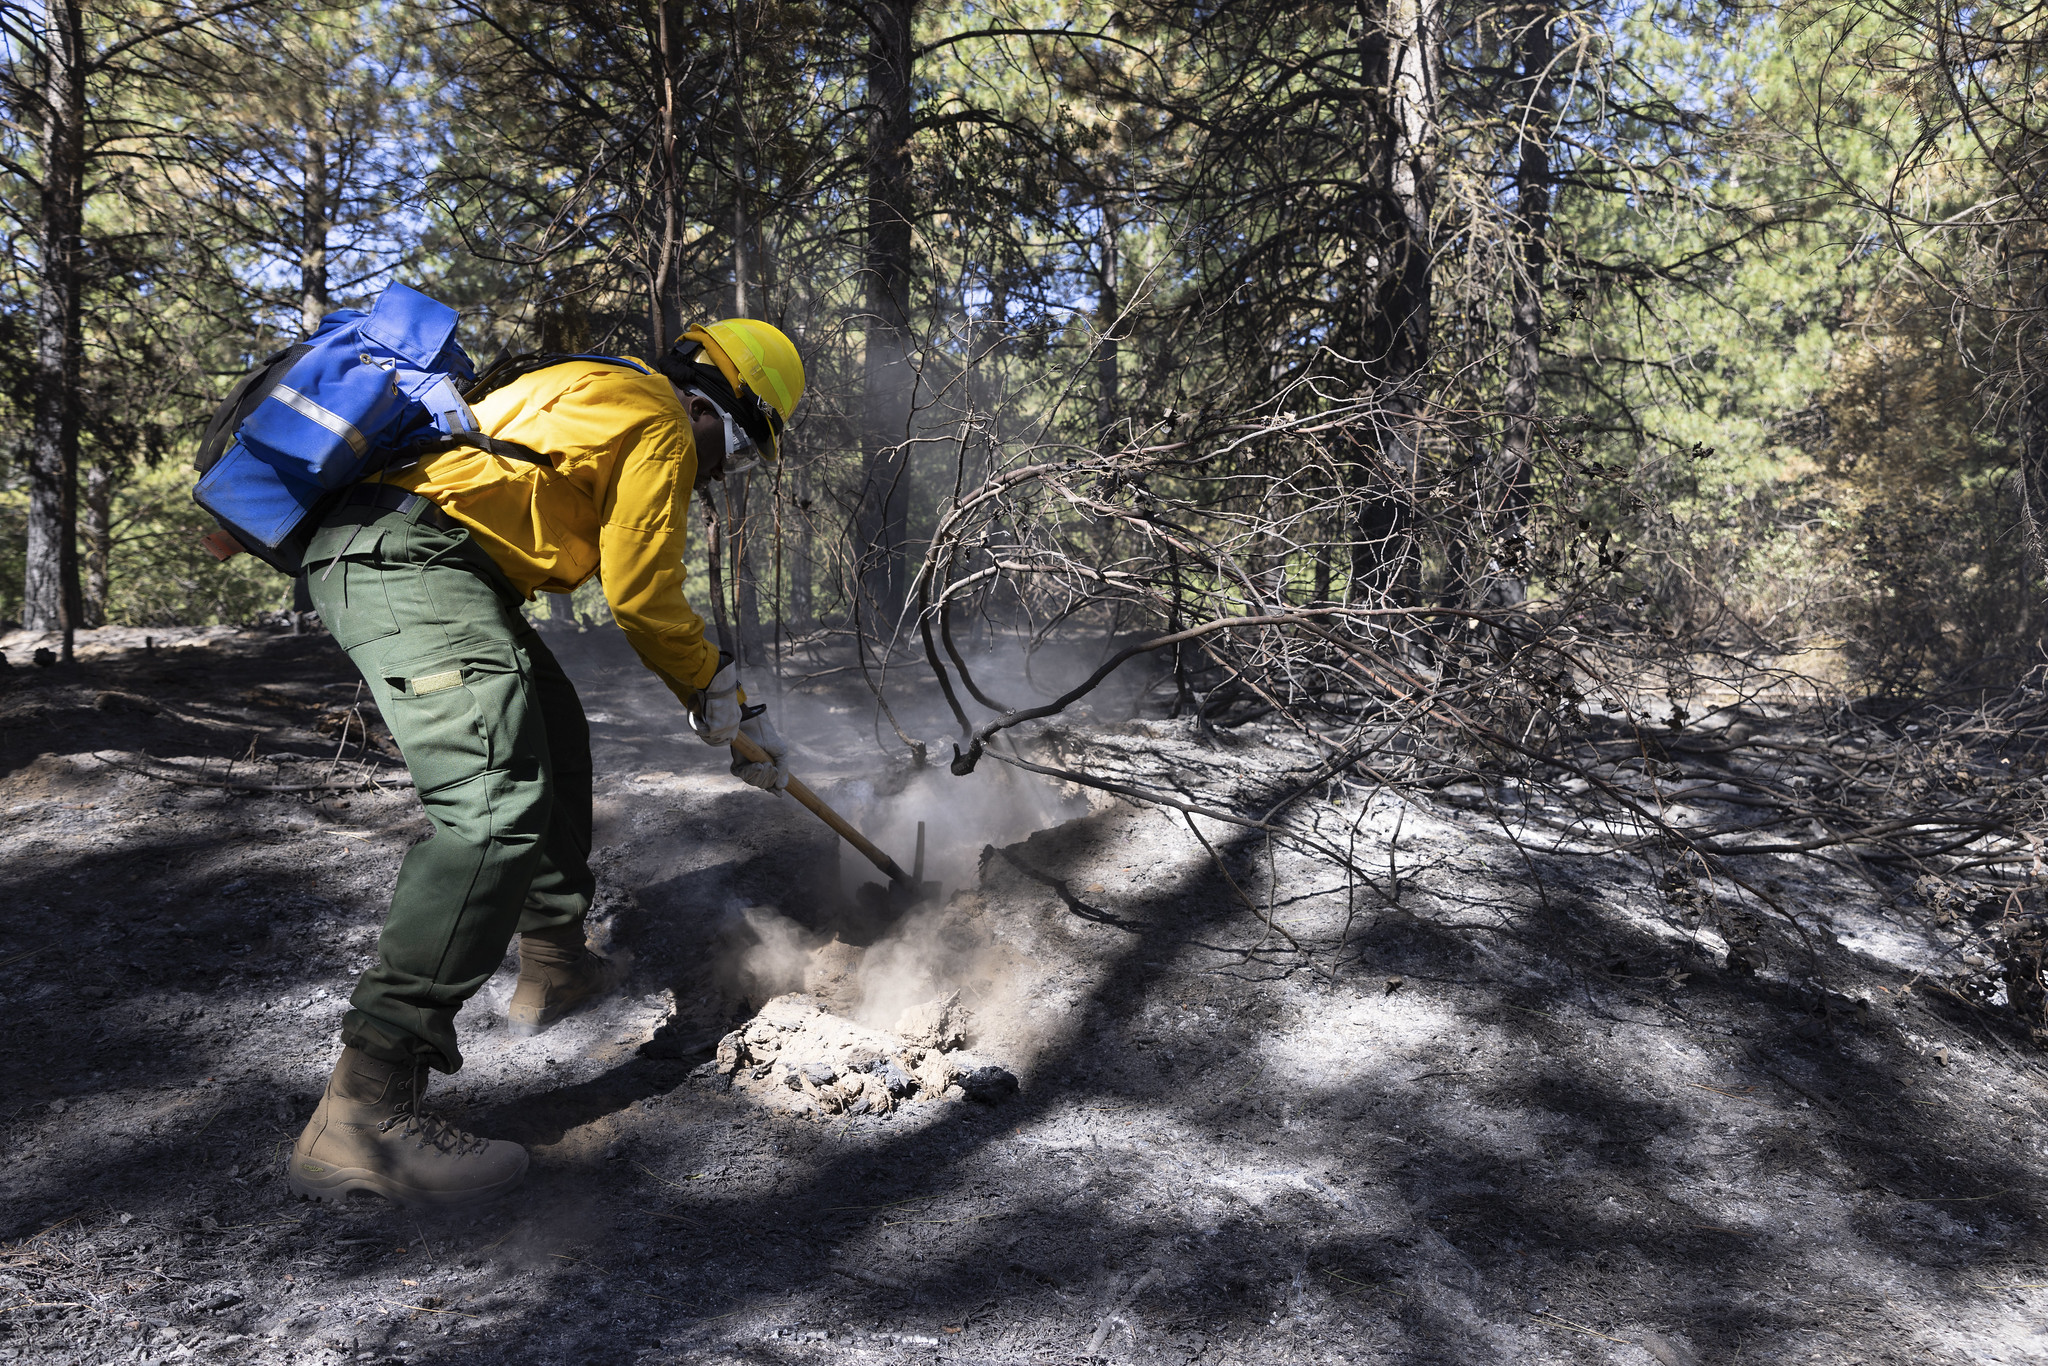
top-left (303, 495), bottom-right (594, 1073)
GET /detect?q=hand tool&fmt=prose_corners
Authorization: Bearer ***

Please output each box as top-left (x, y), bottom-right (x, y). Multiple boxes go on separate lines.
top-left (704, 488), bottom-right (941, 910)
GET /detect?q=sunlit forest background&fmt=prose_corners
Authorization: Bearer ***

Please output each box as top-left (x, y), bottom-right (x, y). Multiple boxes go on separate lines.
top-left (1, 0), bottom-right (2043, 703)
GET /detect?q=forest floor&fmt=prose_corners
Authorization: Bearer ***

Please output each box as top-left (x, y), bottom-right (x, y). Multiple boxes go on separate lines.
top-left (0, 620), bottom-right (2044, 1366)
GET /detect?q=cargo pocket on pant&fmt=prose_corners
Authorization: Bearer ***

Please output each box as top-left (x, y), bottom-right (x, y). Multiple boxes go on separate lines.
top-left (380, 641), bottom-right (529, 796)
top-left (303, 523), bottom-right (397, 650)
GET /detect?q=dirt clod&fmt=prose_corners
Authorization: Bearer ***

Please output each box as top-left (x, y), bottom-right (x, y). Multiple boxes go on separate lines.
top-left (802, 935), bottom-right (864, 1010)
top-left (894, 989), bottom-right (967, 1050)
top-left (956, 1064), bottom-right (1018, 1103)
top-left (713, 990), bottom-right (1001, 1120)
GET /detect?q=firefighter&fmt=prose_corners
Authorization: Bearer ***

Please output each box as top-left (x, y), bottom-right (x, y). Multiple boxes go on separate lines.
top-left (285, 320), bottom-right (803, 1206)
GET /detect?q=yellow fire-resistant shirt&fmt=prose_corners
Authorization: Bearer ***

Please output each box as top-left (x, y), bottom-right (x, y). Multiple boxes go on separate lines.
top-left (373, 358), bottom-right (719, 706)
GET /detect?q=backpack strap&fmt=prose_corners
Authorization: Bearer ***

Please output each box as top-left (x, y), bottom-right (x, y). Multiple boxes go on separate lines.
top-left (464, 351), bottom-right (652, 405)
top-left (195, 342), bottom-right (307, 475)
top-left (393, 351), bottom-right (653, 473)
top-left (409, 432), bottom-right (557, 464)
top-left (395, 431), bottom-right (556, 469)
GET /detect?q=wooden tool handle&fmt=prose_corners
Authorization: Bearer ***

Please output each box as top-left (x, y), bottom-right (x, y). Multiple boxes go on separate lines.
top-left (730, 731), bottom-right (913, 885)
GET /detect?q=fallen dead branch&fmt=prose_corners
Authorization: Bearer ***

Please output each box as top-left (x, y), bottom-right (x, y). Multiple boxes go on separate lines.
top-left (836, 393), bottom-right (2048, 1046)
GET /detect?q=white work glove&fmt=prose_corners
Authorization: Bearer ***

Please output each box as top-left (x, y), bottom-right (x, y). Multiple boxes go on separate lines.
top-left (688, 654), bottom-right (743, 745)
top-left (731, 712), bottom-right (791, 792)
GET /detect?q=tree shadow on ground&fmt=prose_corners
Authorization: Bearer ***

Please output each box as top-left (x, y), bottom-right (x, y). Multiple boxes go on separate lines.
top-left (2, 778), bottom-right (2041, 1364)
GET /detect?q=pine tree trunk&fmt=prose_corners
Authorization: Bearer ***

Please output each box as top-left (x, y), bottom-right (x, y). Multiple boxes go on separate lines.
top-left (294, 119), bottom-right (331, 625)
top-left (1384, 0), bottom-right (1439, 389)
top-left (983, 262), bottom-right (1008, 367)
top-left (2021, 367), bottom-right (2048, 601)
top-left (734, 472), bottom-right (763, 661)
top-left (788, 461), bottom-right (813, 631)
top-left (648, 0), bottom-right (685, 350)
top-left (734, 199), bottom-right (748, 318)
top-left (83, 459), bottom-right (109, 629)
top-left (855, 0), bottom-right (918, 632)
top-left (1351, 0), bottom-right (1441, 604)
top-left (1097, 203), bottom-right (1119, 451)
top-left (968, 257), bottom-right (1008, 421)
top-left (24, 0), bottom-right (86, 658)
top-left (301, 132), bottom-right (330, 333)
top-left (1487, 3), bottom-right (1555, 610)
top-left (732, 1), bottom-right (750, 320)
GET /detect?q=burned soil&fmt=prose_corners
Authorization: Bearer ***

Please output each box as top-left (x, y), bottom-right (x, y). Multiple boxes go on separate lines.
top-left (1, 622), bottom-right (2045, 1366)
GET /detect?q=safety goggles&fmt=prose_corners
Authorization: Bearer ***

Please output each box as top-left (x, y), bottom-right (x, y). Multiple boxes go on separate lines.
top-left (683, 389), bottom-right (764, 477)
top-left (662, 338), bottom-right (785, 455)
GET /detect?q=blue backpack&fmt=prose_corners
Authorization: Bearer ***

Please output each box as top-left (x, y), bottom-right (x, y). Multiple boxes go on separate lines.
top-left (193, 283), bottom-right (487, 573)
top-left (195, 282), bottom-right (654, 574)
top-left (195, 283), bottom-right (567, 574)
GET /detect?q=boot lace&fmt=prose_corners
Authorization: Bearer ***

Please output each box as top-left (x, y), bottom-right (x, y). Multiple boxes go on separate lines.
top-left (380, 1096), bottom-right (491, 1157)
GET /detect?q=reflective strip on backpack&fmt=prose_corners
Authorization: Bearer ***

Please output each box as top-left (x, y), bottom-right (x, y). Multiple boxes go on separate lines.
top-left (270, 384), bottom-right (369, 456)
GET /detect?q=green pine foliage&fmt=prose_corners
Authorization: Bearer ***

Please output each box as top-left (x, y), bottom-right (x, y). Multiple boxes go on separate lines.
top-left (0, 0), bottom-right (2032, 704)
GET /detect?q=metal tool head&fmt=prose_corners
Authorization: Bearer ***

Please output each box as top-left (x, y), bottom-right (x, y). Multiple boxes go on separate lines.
top-left (853, 820), bottom-right (943, 919)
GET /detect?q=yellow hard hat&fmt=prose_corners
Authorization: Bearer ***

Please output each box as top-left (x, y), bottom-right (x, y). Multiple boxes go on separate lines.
top-left (677, 318), bottom-right (805, 460)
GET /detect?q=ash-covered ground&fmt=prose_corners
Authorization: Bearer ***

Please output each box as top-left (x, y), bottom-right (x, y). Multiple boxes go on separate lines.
top-left (1, 620), bottom-right (2045, 1366)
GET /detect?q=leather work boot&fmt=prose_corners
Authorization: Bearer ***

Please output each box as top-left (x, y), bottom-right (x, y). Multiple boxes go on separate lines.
top-left (508, 925), bottom-right (615, 1036)
top-left (287, 1047), bottom-right (527, 1207)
